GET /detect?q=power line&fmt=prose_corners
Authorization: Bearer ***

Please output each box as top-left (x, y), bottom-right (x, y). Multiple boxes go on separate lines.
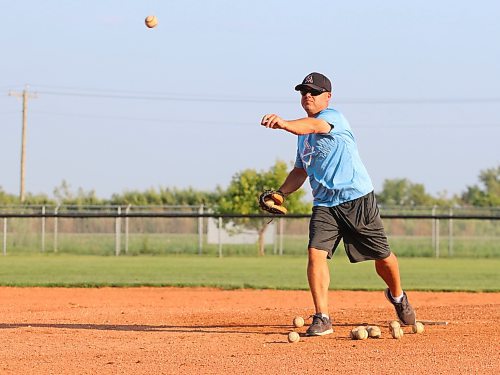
top-left (37, 90), bottom-right (292, 103)
top-left (28, 110), bottom-right (499, 129)
top-left (337, 98), bottom-right (500, 104)
top-left (15, 85), bottom-right (500, 104)
top-left (30, 110), bottom-right (253, 126)
top-left (1, 85), bottom-right (24, 91)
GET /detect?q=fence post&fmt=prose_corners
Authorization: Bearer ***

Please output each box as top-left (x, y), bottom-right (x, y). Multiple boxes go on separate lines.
top-left (198, 205), bottom-right (204, 255)
top-left (125, 204), bottom-right (131, 254)
top-left (279, 218), bottom-right (284, 256)
top-left (3, 218), bottom-right (7, 256)
top-left (54, 205), bottom-right (59, 252)
top-left (432, 206), bottom-right (440, 257)
top-left (448, 207), bottom-right (453, 257)
top-left (435, 217), bottom-right (440, 258)
top-left (273, 221), bottom-right (278, 255)
top-left (115, 206), bottom-right (121, 256)
top-left (41, 205), bottom-right (46, 252)
top-left (431, 206), bottom-right (435, 255)
top-left (218, 216), bottom-right (222, 258)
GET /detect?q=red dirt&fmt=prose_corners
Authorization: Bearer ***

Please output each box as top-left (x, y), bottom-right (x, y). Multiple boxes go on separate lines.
top-left (0, 287), bottom-right (498, 374)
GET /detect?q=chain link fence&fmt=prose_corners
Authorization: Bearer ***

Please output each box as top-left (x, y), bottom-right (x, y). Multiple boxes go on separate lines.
top-left (1, 205), bottom-right (499, 257)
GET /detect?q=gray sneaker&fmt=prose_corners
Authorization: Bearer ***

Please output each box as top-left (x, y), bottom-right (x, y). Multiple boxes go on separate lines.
top-left (306, 313), bottom-right (334, 336)
top-left (384, 288), bottom-right (416, 325)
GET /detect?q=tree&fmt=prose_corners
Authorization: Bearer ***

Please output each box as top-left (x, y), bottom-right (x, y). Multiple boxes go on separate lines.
top-left (462, 166), bottom-right (500, 207)
top-left (109, 186), bottom-right (221, 207)
top-left (0, 186), bottom-right (54, 205)
top-left (217, 160), bottom-right (311, 256)
top-left (23, 193), bottom-right (54, 205)
top-left (0, 187), bottom-right (18, 205)
top-left (53, 180), bottom-right (102, 206)
top-left (376, 178), bottom-right (434, 206)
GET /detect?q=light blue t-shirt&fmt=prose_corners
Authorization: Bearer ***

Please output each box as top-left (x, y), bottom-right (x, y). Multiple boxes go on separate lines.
top-left (294, 108), bottom-right (373, 206)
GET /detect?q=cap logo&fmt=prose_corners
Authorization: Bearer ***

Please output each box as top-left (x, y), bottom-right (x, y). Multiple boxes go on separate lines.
top-left (304, 75), bottom-right (314, 84)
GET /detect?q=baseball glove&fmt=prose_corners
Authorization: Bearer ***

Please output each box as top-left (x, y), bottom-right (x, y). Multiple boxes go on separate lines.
top-left (258, 190), bottom-right (287, 215)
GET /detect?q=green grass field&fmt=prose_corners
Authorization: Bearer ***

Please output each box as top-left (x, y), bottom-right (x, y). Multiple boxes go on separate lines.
top-left (5, 232), bottom-right (499, 257)
top-left (0, 254), bottom-right (498, 291)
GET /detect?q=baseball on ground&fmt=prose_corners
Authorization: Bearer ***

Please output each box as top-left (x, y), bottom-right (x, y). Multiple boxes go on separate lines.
top-left (367, 325), bottom-right (382, 338)
top-left (350, 327), bottom-right (368, 340)
top-left (145, 15), bottom-right (158, 28)
top-left (293, 316), bottom-right (305, 328)
top-left (350, 328), bottom-right (358, 339)
top-left (287, 331), bottom-right (300, 343)
top-left (389, 320), bottom-right (401, 329)
top-left (390, 327), bottom-right (404, 339)
top-left (412, 322), bottom-right (425, 334)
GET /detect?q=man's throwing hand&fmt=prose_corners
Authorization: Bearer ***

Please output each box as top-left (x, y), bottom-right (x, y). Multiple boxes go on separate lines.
top-left (261, 114), bottom-right (288, 130)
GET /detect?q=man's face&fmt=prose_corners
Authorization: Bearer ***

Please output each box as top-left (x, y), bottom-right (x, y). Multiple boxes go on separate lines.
top-left (300, 89), bottom-right (331, 116)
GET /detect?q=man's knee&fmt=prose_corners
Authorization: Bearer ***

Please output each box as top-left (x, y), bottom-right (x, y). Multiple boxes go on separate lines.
top-left (308, 247), bottom-right (328, 263)
top-left (376, 252), bottom-right (397, 265)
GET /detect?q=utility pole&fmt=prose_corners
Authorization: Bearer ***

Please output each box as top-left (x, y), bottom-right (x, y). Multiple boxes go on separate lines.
top-left (9, 85), bottom-right (37, 203)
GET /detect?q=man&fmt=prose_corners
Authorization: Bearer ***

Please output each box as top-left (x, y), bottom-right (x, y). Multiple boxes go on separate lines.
top-left (260, 72), bottom-right (416, 336)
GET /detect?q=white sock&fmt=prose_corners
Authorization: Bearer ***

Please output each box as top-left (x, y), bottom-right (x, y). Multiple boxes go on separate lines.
top-left (319, 313), bottom-right (329, 319)
top-left (391, 292), bottom-right (404, 303)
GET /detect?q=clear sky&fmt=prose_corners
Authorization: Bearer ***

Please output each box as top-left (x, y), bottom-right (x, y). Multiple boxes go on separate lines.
top-left (1, 0), bottom-right (499, 199)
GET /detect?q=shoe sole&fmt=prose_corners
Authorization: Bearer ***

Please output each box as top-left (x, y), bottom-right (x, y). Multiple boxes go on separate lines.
top-left (305, 328), bottom-right (334, 336)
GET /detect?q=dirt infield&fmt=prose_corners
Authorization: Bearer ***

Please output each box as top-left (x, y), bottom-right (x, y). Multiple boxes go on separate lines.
top-left (0, 287), bottom-right (498, 374)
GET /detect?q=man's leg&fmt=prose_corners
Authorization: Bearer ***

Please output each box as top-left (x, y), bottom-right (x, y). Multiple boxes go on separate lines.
top-left (375, 252), bottom-right (416, 325)
top-left (306, 247), bottom-right (333, 336)
top-left (307, 247), bottom-right (330, 314)
top-left (374, 252), bottom-right (402, 297)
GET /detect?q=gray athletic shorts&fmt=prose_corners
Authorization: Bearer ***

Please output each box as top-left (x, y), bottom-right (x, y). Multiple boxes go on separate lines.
top-left (308, 191), bottom-right (391, 263)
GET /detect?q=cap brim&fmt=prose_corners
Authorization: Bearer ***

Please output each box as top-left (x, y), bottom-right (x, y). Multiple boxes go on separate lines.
top-left (294, 83), bottom-right (328, 92)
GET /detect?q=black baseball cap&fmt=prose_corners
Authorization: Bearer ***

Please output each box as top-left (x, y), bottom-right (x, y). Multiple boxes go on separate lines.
top-left (294, 72), bottom-right (332, 93)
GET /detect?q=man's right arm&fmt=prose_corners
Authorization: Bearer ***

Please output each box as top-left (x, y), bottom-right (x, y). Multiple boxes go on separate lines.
top-left (261, 114), bottom-right (331, 135)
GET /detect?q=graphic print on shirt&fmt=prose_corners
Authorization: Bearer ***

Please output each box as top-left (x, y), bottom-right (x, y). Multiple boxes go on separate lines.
top-left (314, 137), bottom-right (335, 159)
top-left (300, 136), bottom-right (315, 167)
top-left (300, 135), bottom-right (335, 169)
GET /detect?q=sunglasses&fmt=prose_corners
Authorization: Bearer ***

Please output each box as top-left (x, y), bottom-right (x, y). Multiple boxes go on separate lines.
top-left (300, 89), bottom-right (324, 97)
